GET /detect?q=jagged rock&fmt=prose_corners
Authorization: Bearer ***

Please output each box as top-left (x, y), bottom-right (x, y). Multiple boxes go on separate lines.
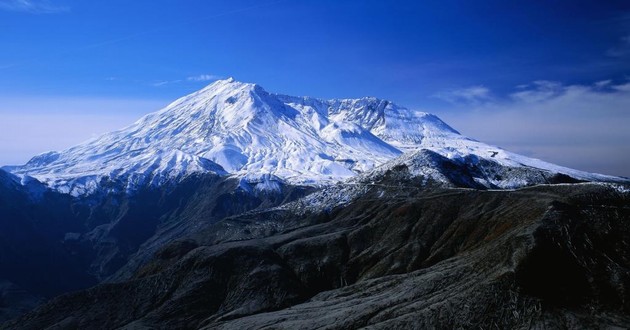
top-left (5, 183), bottom-right (629, 329)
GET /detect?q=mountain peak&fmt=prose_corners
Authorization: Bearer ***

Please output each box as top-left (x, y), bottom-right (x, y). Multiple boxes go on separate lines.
top-left (200, 77), bottom-right (256, 92)
top-left (7, 78), bottom-right (624, 196)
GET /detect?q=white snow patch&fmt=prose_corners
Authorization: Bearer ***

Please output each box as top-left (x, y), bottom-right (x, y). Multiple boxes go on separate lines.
top-left (7, 78), bottom-right (628, 195)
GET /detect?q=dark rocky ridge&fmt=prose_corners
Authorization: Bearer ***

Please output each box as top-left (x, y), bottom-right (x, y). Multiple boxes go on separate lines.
top-left (0, 169), bottom-right (314, 322)
top-left (5, 182), bottom-right (630, 329)
top-left (2, 76), bottom-right (629, 329)
top-left (0, 170), bottom-right (93, 304)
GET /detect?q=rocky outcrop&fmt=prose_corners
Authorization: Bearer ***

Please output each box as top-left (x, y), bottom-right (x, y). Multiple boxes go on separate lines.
top-left (6, 182), bottom-right (629, 329)
top-left (0, 170), bottom-right (313, 322)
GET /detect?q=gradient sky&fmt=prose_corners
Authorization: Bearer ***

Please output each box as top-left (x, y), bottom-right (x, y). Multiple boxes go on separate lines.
top-left (1, 0), bottom-right (629, 176)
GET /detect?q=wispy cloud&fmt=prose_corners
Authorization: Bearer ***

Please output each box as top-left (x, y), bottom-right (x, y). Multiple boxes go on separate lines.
top-left (435, 79), bottom-right (630, 177)
top-left (151, 74), bottom-right (221, 87)
top-left (0, 0), bottom-right (69, 14)
top-left (0, 63), bottom-right (18, 70)
top-left (151, 80), bottom-right (177, 87)
top-left (510, 80), bottom-right (564, 103)
top-left (594, 79), bottom-right (612, 88)
top-left (607, 35), bottom-right (630, 57)
top-left (613, 82), bottom-right (630, 92)
top-left (433, 85), bottom-right (491, 105)
top-left (187, 74), bottom-right (222, 82)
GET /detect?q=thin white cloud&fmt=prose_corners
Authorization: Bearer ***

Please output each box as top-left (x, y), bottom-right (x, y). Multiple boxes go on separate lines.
top-left (187, 74), bottom-right (222, 82)
top-left (152, 81), bottom-right (171, 87)
top-left (151, 79), bottom-right (185, 87)
top-left (510, 80), bottom-right (563, 103)
top-left (0, 63), bottom-right (18, 70)
top-left (613, 82), bottom-right (630, 92)
top-left (150, 74), bottom-right (221, 87)
top-left (433, 85), bottom-right (491, 105)
top-left (607, 35), bottom-right (630, 57)
top-left (436, 79), bottom-right (630, 177)
top-left (594, 79), bottom-right (613, 88)
top-left (0, 0), bottom-right (69, 14)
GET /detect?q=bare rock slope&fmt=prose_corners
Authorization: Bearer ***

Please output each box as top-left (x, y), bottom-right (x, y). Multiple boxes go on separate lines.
top-left (6, 181), bottom-right (630, 329)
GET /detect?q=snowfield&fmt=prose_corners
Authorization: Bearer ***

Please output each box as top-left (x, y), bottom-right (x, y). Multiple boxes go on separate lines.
top-left (6, 78), bottom-right (626, 196)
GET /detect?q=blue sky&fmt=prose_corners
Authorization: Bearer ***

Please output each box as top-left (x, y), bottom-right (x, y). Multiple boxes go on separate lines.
top-left (1, 0), bottom-right (629, 176)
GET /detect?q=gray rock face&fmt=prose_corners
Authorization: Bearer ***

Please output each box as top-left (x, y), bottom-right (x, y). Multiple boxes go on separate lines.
top-left (5, 182), bottom-right (630, 329)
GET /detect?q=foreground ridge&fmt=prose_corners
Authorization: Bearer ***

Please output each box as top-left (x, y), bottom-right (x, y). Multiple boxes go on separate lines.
top-left (4, 183), bottom-right (630, 329)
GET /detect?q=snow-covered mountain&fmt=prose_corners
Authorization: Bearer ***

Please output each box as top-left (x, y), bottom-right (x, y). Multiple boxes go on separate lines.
top-left (6, 78), bottom-right (624, 196)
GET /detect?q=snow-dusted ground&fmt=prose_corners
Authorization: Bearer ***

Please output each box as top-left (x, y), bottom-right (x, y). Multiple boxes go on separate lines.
top-left (6, 78), bottom-right (627, 196)
top-left (373, 135), bottom-right (624, 189)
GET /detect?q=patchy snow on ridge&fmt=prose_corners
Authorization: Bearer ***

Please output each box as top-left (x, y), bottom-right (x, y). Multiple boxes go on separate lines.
top-left (372, 134), bottom-right (625, 189)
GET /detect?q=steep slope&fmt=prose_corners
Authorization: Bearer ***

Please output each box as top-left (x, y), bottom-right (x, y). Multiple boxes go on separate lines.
top-left (6, 181), bottom-right (629, 329)
top-left (7, 79), bottom-right (405, 195)
top-left (3, 78), bottom-right (629, 328)
top-left (0, 169), bottom-right (95, 322)
top-left (8, 78), bottom-right (620, 197)
top-left (0, 168), bottom-right (315, 322)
